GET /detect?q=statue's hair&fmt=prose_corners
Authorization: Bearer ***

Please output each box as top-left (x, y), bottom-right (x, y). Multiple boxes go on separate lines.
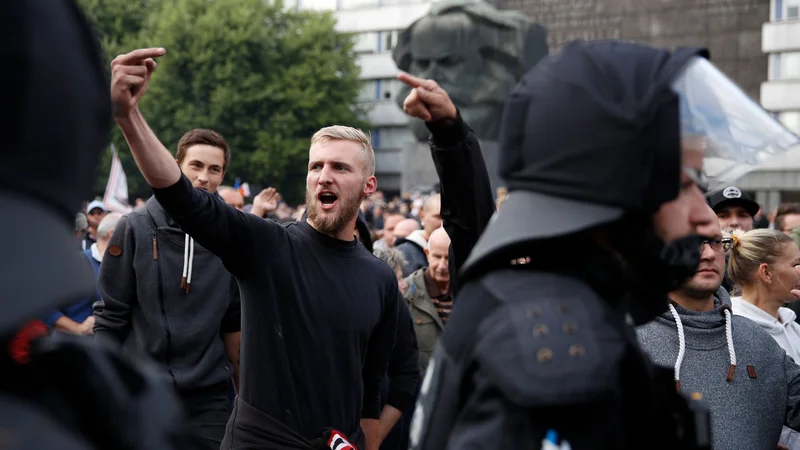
top-left (392, 0), bottom-right (548, 78)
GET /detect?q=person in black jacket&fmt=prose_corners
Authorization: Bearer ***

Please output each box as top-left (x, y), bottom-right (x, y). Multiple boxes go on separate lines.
top-left (0, 1), bottom-right (185, 448)
top-left (407, 40), bottom-right (800, 449)
top-left (372, 247), bottom-right (421, 450)
top-left (94, 128), bottom-right (241, 450)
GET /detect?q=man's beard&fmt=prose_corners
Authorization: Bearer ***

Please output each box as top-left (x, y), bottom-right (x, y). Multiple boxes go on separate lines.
top-left (306, 185), bottom-right (363, 237)
top-left (680, 278), bottom-right (722, 300)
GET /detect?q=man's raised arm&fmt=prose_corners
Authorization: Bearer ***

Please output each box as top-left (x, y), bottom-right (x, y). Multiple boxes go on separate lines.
top-left (110, 48), bottom-right (267, 278)
top-left (111, 48), bottom-right (181, 188)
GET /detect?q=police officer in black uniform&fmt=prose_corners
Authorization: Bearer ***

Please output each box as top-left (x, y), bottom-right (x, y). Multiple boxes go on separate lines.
top-left (1, 1), bottom-right (186, 448)
top-left (408, 40), bottom-right (800, 449)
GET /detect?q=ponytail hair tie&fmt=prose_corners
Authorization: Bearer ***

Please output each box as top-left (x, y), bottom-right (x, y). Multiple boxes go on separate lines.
top-left (731, 234), bottom-right (740, 248)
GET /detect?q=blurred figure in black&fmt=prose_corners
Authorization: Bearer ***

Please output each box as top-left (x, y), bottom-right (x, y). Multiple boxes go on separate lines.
top-left (409, 40), bottom-right (800, 449)
top-left (0, 0), bottom-right (185, 448)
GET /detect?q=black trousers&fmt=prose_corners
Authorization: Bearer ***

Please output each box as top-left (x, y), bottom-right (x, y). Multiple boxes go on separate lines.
top-left (179, 381), bottom-right (232, 450)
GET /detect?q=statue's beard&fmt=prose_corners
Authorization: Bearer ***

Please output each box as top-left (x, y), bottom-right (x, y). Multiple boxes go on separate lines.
top-left (306, 186), bottom-right (363, 237)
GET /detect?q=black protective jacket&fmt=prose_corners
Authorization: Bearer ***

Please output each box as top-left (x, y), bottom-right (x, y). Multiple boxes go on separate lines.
top-left (410, 252), bottom-right (710, 449)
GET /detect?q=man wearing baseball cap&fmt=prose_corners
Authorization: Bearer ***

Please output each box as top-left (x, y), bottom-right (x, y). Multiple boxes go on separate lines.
top-left (85, 199), bottom-right (108, 248)
top-left (707, 185), bottom-right (759, 233)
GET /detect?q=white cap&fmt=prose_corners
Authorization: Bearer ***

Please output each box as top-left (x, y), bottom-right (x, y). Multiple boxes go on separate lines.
top-left (86, 200), bottom-right (107, 214)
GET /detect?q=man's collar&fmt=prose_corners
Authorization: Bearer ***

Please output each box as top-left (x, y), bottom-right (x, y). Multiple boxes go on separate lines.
top-left (423, 269), bottom-right (450, 298)
top-left (90, 242), bottom-right (103, 263)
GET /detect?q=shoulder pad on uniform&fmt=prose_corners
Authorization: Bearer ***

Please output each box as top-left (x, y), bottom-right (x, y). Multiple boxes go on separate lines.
top-left (473, 270), bottom-right (626, 408)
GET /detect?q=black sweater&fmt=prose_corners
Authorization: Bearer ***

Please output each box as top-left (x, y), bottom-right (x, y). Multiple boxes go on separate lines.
top-left (153, 176), bottom-right (401, 440)
top-left (426, 113), bottom-right (496, 295)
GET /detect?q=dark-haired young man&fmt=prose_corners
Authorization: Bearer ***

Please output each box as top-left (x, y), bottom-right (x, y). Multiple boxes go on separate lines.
top-left (94, 129), bottom-right (242, 450)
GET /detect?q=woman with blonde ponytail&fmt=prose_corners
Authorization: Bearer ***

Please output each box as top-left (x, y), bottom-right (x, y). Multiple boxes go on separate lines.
top-left (728, 228), bottom-right (800, 364)
top-left (728, 229), bottom-right (800, 448)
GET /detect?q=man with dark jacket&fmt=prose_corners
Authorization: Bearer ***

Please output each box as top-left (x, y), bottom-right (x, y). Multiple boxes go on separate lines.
top-left (94, 128), bottom-right (241, 450)
top-left (407, 40), bottom-right (800, 449)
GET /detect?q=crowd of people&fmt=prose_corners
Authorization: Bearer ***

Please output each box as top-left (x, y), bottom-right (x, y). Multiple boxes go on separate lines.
top-left (49, 44), bottom-right (800, 450)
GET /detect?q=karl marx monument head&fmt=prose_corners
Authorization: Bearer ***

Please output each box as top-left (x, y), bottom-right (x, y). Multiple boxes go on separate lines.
top-left (393, 0), bottom-right (548, 142)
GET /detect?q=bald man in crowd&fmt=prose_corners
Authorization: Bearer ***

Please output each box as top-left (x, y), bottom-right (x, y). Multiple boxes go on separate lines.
top-left (394, 219), bottom-right (421, 240)
top-left (403, 227), bottom-right (451, 372)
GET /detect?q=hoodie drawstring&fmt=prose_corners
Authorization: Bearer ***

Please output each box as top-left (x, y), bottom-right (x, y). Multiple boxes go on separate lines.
top-left (668, 304), bottom-right (686, 391)
top-left (669, 302), bottom-right (737, 391)
top-left (181, 234), bottom-right (195, 294)
top-left (722, 306), bottom-right (737, 382)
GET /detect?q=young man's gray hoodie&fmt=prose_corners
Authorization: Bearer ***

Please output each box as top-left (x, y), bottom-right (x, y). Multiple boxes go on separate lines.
top-left (637, 287), bottom-right (800, 450)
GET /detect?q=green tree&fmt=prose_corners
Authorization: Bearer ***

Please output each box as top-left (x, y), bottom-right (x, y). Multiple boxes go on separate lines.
top-left (82, 0), bottom-right (368, 204)
top-left (79, 0), bottom-right (152, 199)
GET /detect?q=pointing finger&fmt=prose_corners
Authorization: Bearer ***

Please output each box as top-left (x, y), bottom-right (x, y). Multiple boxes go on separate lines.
top-left (115, 48), bottom-right (166, 66)
top-left (397, 72), bottom-right (438, 91)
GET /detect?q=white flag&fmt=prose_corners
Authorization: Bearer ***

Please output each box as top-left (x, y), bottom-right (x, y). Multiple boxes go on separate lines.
top-left (103, 144), bottom-right (133, 213)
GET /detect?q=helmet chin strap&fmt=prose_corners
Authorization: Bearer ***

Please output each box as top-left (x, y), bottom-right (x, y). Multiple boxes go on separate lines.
top-left (609, 215), bottom-right (704, 325)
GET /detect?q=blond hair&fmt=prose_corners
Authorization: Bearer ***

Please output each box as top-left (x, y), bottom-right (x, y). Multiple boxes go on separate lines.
top-left (728, 229), bottom-right (794, 286)
top-left (311, 126), bottom-right (375, 177)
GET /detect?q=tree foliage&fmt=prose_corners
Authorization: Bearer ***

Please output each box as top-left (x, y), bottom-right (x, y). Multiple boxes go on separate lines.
top-left (80, 0), bottom-right (367, 203)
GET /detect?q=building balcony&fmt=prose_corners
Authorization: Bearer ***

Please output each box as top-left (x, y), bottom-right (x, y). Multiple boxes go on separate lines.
top-left (334, 2), bottom-right (431, 33)
top-left (761, 79), bottom-right (800, 111)
top-left (763, 20), bottom-right (800, 53)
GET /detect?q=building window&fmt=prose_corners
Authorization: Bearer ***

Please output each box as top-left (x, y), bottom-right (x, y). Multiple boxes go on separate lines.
top-left (380, 30), bottom-right (401, 52)
top-left (771, 52), bottom-right (800, 80)
top-left (777, 52), bottom-right (800, 80)
top-left (780, 111), bottom-right (800, 134)
top-left (358, 80), bottom-right (377, 102)
top-left (374, 126), bottom-right (414, 149)
top-left (379, 78), bottom-right (402, 99)
top-left (353, 32), bottom-right (379, 54)
top-left (777, 0), bottom-right (800, 20)
top-left (358, 79), bottom-right (403, 101)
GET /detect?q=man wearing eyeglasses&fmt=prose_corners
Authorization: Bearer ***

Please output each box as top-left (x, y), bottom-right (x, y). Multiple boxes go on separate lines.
top-left (637, 204), bottom-right (800, 450)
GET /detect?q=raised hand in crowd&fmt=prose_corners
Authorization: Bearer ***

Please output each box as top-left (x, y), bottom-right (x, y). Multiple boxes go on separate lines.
top-left (397, 72), bottom-right (457, 123)
top-left (110, 47), bottom-right (165, 117)
top-left (251, 187), bottom-right (281, 218)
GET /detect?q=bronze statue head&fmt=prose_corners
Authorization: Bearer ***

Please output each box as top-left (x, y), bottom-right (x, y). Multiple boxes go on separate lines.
top-left (393, 0), bottom-right (548, 141)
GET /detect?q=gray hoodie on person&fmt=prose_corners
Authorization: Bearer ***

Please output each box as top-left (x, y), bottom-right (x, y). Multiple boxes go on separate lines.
top-left (637, 287), bottom-right (800, 449)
